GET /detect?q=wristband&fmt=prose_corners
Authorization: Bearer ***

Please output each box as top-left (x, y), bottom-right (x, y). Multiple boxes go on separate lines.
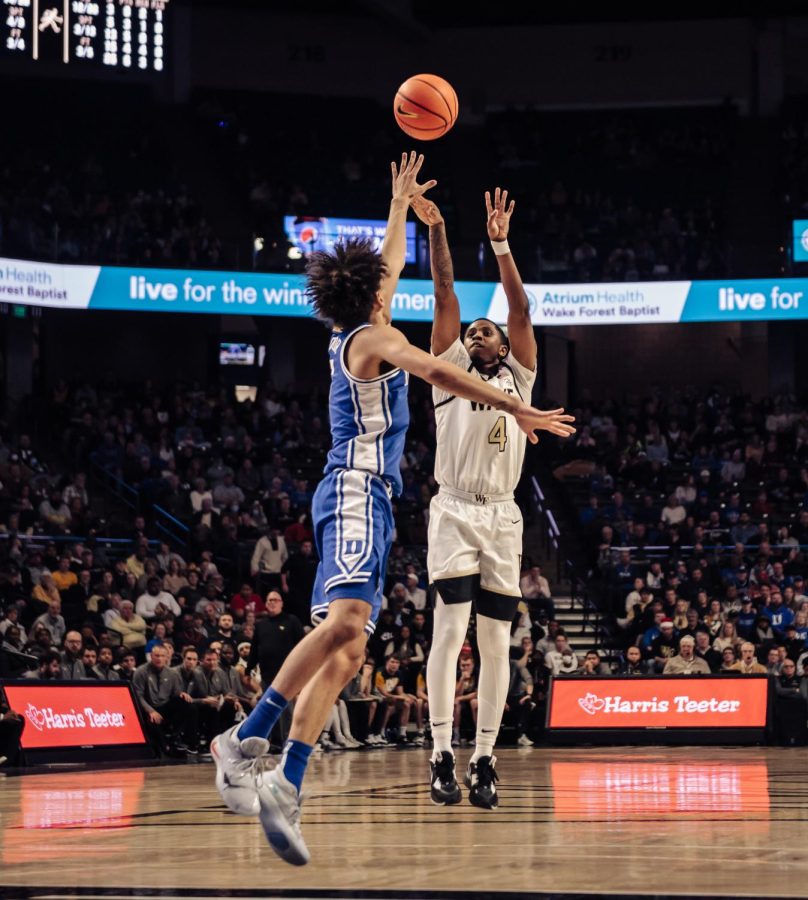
top-left (491, 239), bottom-right (510, 256)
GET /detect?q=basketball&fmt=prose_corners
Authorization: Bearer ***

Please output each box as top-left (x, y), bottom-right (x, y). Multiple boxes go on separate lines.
top-left (394, 73), bottom-right (458, 140)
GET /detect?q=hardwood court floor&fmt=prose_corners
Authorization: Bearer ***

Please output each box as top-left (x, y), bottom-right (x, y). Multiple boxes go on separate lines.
top-left (1, 746), bottom-right (807, 898)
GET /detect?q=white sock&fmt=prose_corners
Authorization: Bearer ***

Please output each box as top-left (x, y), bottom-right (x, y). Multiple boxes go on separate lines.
top-left (471, 613), bottom-right (512, 763)
top-left (427, 594), bottom-right (472, 758)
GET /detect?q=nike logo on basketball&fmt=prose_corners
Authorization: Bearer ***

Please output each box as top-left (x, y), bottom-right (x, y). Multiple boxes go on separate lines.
top-left (397, 105), bottom-right (418, 118)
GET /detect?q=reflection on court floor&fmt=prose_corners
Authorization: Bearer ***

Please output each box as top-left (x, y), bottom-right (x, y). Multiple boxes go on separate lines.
top-left (552, 758), bottom-right (770, 818)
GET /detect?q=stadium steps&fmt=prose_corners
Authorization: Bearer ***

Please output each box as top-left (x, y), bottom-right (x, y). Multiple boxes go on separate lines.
top-left (550, 594), bottom-right (600, 651)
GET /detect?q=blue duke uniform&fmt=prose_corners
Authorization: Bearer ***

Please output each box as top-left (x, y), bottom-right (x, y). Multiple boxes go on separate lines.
top-left (310, 323), bottom-right (409, 635)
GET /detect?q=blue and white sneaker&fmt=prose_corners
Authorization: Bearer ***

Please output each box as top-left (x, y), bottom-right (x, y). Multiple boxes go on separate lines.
top-left (211, 724), bottom-right (271, 816)
top-left (257, 767), bottom-right (311, 866)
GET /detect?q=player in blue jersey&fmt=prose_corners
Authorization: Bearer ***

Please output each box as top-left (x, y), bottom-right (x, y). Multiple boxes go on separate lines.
top-left (211, 152), bottom-right (575, 866)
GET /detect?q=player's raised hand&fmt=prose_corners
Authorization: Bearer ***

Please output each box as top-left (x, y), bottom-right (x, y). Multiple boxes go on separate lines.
top-left (485, 187), bottom-right (515, 241)
top-left (410, 195), bottom-right (444, 226)
top-left (391, 151), bottom-right (437, 202)
top-left (512, 405), bottom-right (576, 445)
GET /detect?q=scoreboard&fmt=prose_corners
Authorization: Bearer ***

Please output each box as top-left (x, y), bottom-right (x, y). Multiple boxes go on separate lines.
top-left (2, 0), bottom-right (169, 71)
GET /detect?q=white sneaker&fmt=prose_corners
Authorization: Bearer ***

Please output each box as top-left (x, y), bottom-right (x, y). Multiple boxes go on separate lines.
top-left (257, 767), bottom-right (310, 866)
top-left (319, 735), bottom-right (339, 751)
top-left (517, 733), bottom-right (534, 747)
top-left (211, 724), bottom-right (271, 816)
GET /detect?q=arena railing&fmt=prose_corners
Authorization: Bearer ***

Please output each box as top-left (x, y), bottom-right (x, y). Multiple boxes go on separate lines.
top-left (606, 542), bottom-right (808, 558)
top-left (530, 475), bottom-right (607, 648)
top-left (0, 532), bottom-right (160, 559)
top-left (152, 505), bottom-right (191, 555)
top-left (89, 459), bottom-right (141, 514)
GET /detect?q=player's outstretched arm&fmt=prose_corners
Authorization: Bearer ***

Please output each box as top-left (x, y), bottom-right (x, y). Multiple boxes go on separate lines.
top-left (410, 196), bottom-right (460, 356)
top-left (486, 187), bottom-right (537, 371)
top-left (372, 325), bottom-right (575, 445)
top-left (379, 152), bottom-right (437, 314)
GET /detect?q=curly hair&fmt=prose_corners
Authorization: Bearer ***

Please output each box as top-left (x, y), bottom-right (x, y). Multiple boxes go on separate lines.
top-left (305, 238), bottom-right (387, 329)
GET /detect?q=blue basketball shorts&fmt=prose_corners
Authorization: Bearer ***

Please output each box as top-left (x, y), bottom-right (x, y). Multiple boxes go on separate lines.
top-left (310, 468), bottom-right (394, 637)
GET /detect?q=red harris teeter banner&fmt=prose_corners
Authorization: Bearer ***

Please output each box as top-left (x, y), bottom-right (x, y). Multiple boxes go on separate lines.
top-left (3, 683), bottom-right (147, 749)
top-left (548, 676), bottom-right (768, 730)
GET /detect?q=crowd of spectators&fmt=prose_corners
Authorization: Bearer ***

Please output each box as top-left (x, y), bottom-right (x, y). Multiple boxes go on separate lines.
top-left (0, 84), bottom-right (228, 269)
top-left (2, 81), bottom-right (740, 282)
top-left (485, 106), bottom-right (733, 282)
top-left (0, 375), bottom-right (558, 760)
top-left (545, 384), bottom-right (808, 744)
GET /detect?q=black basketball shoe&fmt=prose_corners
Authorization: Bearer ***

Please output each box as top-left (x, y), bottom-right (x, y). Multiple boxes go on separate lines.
top-left (430, 751), bottom-right (462, 805)
top-left (465, 755), bottom-right (499, 809)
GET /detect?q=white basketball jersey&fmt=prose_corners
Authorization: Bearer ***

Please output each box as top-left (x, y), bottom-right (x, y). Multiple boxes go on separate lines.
top-left (433, 339), bottom-right (536, 496)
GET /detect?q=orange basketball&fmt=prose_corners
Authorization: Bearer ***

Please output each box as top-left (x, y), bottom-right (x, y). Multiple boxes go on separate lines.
top-left (394, 74), bottom-right (458, 141)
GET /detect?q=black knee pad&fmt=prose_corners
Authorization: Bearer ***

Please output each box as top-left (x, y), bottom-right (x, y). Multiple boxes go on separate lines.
top-left (476, 589), bottom-right (520, 622)
top-left (430, 574), bottom-right (480, 606)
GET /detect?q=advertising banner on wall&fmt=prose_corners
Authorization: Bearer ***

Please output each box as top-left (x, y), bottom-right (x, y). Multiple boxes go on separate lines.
top-left (547, 675), bottom-right (769, 731)
top-left (3, 255), bottom-right (808, 326)
top-left (2, 682), bottom-right (148, 750)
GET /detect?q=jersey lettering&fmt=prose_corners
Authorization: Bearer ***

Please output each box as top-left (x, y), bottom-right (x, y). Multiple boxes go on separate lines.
top-left (433, 340), bottom-right (535, 496)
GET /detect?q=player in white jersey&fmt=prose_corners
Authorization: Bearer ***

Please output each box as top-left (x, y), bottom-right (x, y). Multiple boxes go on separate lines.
top-left (411, 188), bottom-right (568, 808)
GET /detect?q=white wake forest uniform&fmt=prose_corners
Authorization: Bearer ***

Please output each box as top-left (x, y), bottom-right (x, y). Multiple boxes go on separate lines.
top-left (428, 338), bottom-right (536, 620)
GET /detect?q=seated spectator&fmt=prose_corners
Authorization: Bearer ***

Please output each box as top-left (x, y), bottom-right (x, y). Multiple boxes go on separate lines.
top-left (729, 642), bottom-right (767, 674)
top-left (576, 649), bottom-right (610, 676)
top-left (163, 559), bottom-right (188, 596)
top-left (27, 573), bottom-right (61, 627)
top-left (694, 630), bottom-right (721, 672)
top-left (26, 649), bottom-right (64, 680)
top-left (385, 624), bottom-right (424, 689)
top-left (108, 600), bottom-right (148, 654)
top-left (618, 645), bottom-right (650, 675)
top-left (132, 645), bottom-right (199, 757)
top-left (544, 633), bottom-right (578, 675)
top-left (648, 619), bottom-right (679, 672)
top-left (510, 604), bottom-right (533, 648)
top-left (713, 620), bottom-right (742, 654)
top-left (33, 598), bottom-right (66, 646)
top-left (765, 646), bottom-right (782, 675)
top-left (61, 630), bottom-right (87, 679)
top-left (719, 646), bottom-right (738, 671)
top-left (520, 563), bottom-right (554, 619)
top-left (92, 646), bottom-right (120, 681)
top-left (39, 492), bottom-right (71, 533)
top-left (218, 643), bottom-right (254, 710)
top-left (136, 576), bottom-right (181, 621)
top-left (193, 647), bottom-right (240, 747)
top-left (663, 635), bottom-right (711, 674)
top-left (404, 572), bottom-right (427, 611)
top-left (370, 655), bottom-right (418, 745)
top-left (449, 655), bottom-right (478, 747)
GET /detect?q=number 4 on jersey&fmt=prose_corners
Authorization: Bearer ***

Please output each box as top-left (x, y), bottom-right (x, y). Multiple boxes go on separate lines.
top-left (488, 416), bottom-right (507, 452)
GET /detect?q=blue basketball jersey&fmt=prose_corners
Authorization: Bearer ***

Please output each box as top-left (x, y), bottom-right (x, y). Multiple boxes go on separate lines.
top-left (324, 323), bottom-right (409, 496)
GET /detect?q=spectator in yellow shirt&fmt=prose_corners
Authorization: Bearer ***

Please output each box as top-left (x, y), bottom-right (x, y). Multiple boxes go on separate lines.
top-left (50, 556), bottom-right (78, 593)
